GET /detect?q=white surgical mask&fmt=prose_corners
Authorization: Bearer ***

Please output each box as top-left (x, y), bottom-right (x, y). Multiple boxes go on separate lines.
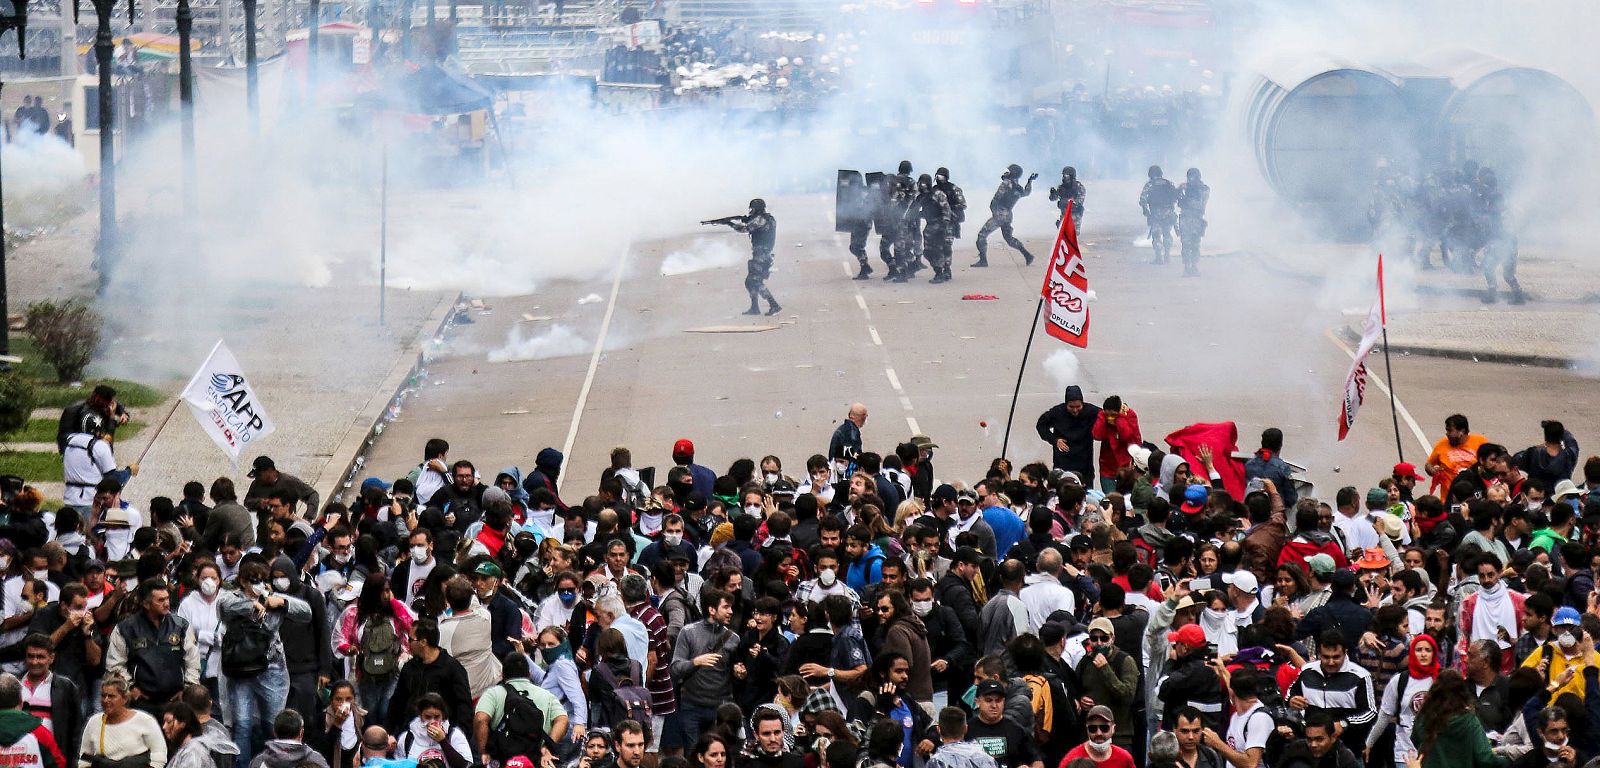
top-left (745, 504), bottom-right (763, 517)
top-left (1546, 739), bottom-right (1569, 753)
top-left (1558, 632), bottom-right (1578, 649)
top-left (912, 600), bottom-right (934, 617)
top-left (333, 552), bottom-right (351, 565)
top-left (411, 546), bottom-right (430, 564)
top-left (764, 473), bottom-right (779, 484)
top-left (818, 568), bottom-right (837, 587)
top-left (273, 577), bottom-right (292, 592)
top-left (200, 578), bottom-right (219, 597)
top-left (663, 533), bottom-right (683, 547)
top-left (0, 556), bottom-right (12, 571)
top-left (31, 569), bottom-right (47, 580)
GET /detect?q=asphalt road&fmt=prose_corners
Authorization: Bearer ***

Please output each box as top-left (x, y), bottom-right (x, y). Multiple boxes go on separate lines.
top-left (358, 183), bottom-right (1600, 502)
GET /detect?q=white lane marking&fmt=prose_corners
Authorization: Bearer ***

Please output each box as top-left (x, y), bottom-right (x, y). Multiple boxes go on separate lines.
top-left (841, 260), bottom-right (855, 278)
top-left (855, 294), bottom-right (869, 313)
top-left (899, 396), bottom-right (914, 411)
top-left (1325, 328), bottom-right (1430, 453)
top-left (838, 231), bottom-right (919, 438)
top-left (885, 367), bottom-right (903, 393)
top-left (868, 327), bottom-right (882, 346)
top-left (906, 416), bottom-right (922, 435)
top-left (558, 246), bottom-right (628, 491)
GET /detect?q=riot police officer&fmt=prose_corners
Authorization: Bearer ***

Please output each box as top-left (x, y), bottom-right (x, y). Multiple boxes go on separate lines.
top-left (974, 164), bottom-right (1036, 267)
top-left (716, 198), bottom-right (782, 316)
top-left (1139, 165), bottom-right (1179, 264)
top-left (1176, 168), bottom-right (1210, 277)
top-left (880, 160), bottom-right (918, 280)
top-left (934, 167), bottom-right (966, 239)
top-left (1048, 166), bottom-right (1086, 230)
top-left (916, 173), bottom-right (956, 284)
top-left (841, 173), bottom-right (877, 280)
top-left (1477, 169), bottom-right (1524, 304)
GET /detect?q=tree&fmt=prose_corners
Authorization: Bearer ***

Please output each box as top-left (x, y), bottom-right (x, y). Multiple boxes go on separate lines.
top-left (24, 300), bottom-right (101, 383)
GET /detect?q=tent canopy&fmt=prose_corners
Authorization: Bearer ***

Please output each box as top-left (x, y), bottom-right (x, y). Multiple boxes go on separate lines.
top-left (364, 63), bottom-right (495, 114)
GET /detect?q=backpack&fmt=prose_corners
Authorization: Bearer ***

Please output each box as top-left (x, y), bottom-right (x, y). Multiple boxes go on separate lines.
top-left (1024, 672), bottom-right (1078, 748)
top-left (56, 401), bottom-right (90, 453)
top-left (221, 614), bottom-right (273, 678)
top-left (486, 682), bottom-right (552, 761)
top-left (359, 615), bottom-right (402, 678)
top-left (1130, 535), bottom-right (1159, 569)
top-left (591, 659), bottom-right (653, 738)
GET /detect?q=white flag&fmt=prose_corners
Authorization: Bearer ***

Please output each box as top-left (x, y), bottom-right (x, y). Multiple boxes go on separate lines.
top-left (1336, 301), bottom-right (1383, 441)
top-left (179, 341), bottom-right (275, 465)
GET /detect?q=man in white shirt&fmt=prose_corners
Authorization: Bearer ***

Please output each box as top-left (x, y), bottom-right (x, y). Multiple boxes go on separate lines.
top-left (1019, 549), bottom-right (1077, 633)
top-left (1206, 666), bottom-right (1273, 768)
top-left (62, 432), bottom-right (132, 511)
top-left (90, 480), bottom-right (141, 562)
top-left (1332, 487), bottom-right (1381, 558)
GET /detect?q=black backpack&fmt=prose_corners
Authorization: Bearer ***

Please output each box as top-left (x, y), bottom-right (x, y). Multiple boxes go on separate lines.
top-left (221, 614), bottom-right (273, 678)
top-left (486, 682), bottom-right (551, 761)
top-left (590, 659), bottom-right (653, 739)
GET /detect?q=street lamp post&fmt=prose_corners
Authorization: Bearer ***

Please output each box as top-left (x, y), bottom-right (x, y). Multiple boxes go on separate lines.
top-left (307, 0), bottom-right (319, 100)
top-left (176, 0), bottom-right (195, 213)
top-left (0, 0), bottom-right (25, 356)
top-left (243, 0), bottom-right (259, 133)
top-left (79, 0), bottom-right (128, 292)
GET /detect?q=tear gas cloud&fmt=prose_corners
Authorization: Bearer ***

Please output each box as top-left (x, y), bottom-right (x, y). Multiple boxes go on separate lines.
top-left (487, 323), bottom-right (591, 362)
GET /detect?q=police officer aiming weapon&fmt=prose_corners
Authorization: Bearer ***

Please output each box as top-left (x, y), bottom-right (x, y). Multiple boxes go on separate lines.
top-left (703, 199), bottom-right (782, 317)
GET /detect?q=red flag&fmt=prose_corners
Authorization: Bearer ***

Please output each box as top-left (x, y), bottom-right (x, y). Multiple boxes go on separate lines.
top-left (1040, 201), bottom-right (1089, 347)
top-left (1377, 253), bottom-right (1387, 327)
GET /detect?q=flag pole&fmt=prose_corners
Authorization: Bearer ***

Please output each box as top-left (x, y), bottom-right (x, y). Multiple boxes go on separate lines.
top-left (133, 396), bottom-right (185, 468)
top-left (1001, 296), bottom-right (1045, 461)
top-left (1378, 254), bottom-right (1403, 462)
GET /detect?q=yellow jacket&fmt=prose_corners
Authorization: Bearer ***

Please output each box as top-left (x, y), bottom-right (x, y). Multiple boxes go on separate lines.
top-left (1521, 644), bottom-right (1596, 700)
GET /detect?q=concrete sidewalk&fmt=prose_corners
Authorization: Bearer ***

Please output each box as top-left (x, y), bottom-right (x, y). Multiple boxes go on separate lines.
top-left (1249, 241), bottom-right (1600, 369)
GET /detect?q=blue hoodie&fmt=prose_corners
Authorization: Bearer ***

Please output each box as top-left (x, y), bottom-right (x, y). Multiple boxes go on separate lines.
top-left (523, 448), bottom-right (566, 510)
top-left (846, 542), bottom-right (885, 594)
top-left (496, 466), bottom-right (530, 504)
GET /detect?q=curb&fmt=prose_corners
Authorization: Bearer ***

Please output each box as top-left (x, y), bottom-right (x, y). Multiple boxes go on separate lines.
top-left (313, 292), bottom-right (463, 507)
top-left (1335, 325), bottom-right (1585, 370)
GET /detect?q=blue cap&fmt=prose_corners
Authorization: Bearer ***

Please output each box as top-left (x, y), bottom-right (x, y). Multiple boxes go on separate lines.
top-left (1184, 485), bottom-right (1209, 503)
top-left (1554, 606), bottom-right (1582, 627)
top-left (361, 477), bottom-right (392, 492)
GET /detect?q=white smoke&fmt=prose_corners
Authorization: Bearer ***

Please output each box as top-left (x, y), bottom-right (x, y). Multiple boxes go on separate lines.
top-left (487, 324), bottom-right (591, 363)
top-left (660, 239), bottom-right (745, 276)
top-left (3, 132), bottom-right (86, 230)
top-left (1041, 349), bottom-right (1082, 393)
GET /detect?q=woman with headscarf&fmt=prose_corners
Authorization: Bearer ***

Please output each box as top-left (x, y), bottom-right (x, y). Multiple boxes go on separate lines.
top-left (1368, 634), bottom-right (1440, 768)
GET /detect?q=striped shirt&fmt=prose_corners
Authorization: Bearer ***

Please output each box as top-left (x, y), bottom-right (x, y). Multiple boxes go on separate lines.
top-left (628, 602), bottom-right (677, 716)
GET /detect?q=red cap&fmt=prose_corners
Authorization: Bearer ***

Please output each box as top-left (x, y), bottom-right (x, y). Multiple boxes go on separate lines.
top-left (1393, 462), bottom-right (1424, 480)
top-left (673, 439), bottom-right (695, 457)
top-left (1167, 623), bottom-right (1208, 648)
top-left (505, 758), bottom-right (534, 768)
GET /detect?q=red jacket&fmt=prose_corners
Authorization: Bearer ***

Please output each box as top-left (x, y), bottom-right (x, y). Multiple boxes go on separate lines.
top-left (1278, 533), bottom-right (1349, 570)
top-left (1091, 408), bottom-right (1142, 479)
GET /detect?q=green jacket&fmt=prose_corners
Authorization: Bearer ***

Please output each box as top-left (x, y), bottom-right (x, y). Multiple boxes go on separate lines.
top-left (1415, 711), bottom-right (1507, 768)
top-left (0, 709), bottom-right (59, 768)
top-left (1530, 527), bottom-right (1567, 554)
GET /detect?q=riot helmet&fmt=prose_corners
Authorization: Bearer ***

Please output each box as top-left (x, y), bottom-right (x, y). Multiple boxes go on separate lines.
top-left (1148, 165), bottom-right (1164, 180)
top-left (935, 167), bottom-right (951, 183)
top-left (917, 173), bottom-right (933, 191)
top-left (748, 198), bottom-right (766, 214)
top-left (1186, 168), bottom-right (1201, 182)
top-left (898, 160), bottom-right (913, 175)
top-left (1006, 163), bottom-right (1023, 179)
top-left (1062, 166), bottom-right (1076, 180)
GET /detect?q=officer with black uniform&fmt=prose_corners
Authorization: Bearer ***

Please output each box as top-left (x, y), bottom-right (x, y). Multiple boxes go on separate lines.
top-left (934, 167), bottom-right (966, 239)
top-left (916, 174), bottom-right (956, 284)
top-left (842, 173), bottom-right (877, 280)
top-left (1477, 169), bottom-right (1524, 304)
top-left (1049, 166), bottom-right (1086, 230)
top-left (878, 161), bottom-right (917, 280)
top-left (974, 164), bottom-right (1036, 267)
top-left (1176, 168), bottom-right (1209, 277)
top-left (714, 198), bottom-right (782, 316)
top-left (1139, 165), bottom-right (1179, 264)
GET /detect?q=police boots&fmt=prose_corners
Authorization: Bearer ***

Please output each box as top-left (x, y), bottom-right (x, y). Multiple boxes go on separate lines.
top-left (854, 261), bottom-right (873, 280)
top-left (972, 242), bottom-right (988, 268)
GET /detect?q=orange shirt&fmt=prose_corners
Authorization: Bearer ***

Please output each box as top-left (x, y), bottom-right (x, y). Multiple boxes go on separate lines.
top-left (1427, 433), bottom-right (1487, 494)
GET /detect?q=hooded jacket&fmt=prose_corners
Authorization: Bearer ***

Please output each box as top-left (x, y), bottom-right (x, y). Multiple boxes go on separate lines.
top-left (523, 449), bottom-right (566, 511)
top-left (274, 556), bottom-right (332, 678)
top-left (927, 740), bottom-right (1000, 768)
top-left (0, 709), bottom-right (64, 768)
top-left (1279, 529), bottom-right (1349, 570)
top-left (881, 612), bottom-right (934, 702)
top-left (1035, 386), bottom-right (1100, 479)
top-left (247, 739), bottom-right (330, 768)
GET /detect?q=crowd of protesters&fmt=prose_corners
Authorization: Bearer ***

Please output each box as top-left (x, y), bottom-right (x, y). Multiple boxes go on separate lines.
top-left (5, 386), bottom-right (1600, 768)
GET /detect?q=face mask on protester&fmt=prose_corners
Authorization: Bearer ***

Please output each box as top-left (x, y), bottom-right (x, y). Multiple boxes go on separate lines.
top-left (764, 473), bottom-right (779, 485)
top-left (0, 556), bottom-right (12, 572)
top-left (540, 646), bottom-right (562, 665)
top-left (31, 569), bottom-right (46, 580)
top-left (559, 589), bottom-right (577, 605)
top-left (1558, 631), bottom-right (1578, 650)
top-left (745, 504), bottom-right (763, 517)
top-left (333, 552), bottom-right (351, 565)
top-left (273, 576), bottom-right (292, 592)
top-left (411, 546), bottom-right (430, 564)
top-left (663, 533), bottom-right (683, 547)
top-left (200, 578), bottom-right (220, 597)
top-left (912, 600), bottom-right (934, 617)
top-left (818, 568), bottom-right (837, 587)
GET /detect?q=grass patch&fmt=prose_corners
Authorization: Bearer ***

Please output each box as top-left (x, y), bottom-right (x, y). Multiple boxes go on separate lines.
top-left (7, 336), bottom-right (166, 408)
top-left (0, 418), bottom-right (145, 443)
top-left (0, 451), bottom-right (63, 482)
